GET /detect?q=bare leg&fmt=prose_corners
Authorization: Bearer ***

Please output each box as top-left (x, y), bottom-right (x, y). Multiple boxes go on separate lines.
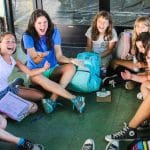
top-left (0, 128), bottom-right (20, 144)
top-left (140, 81), bottom-right (150, 99)
top-left (111, 59), bottom-right (134, 70)
top-left (30, 74), bottom-right (76, 100)
top-left (17, 86), bottom-right (45, 101)
top-left (17, 87), bottom-right (45, 114)
top-left (50, 64), bottom-right (75, 100)
top-left (0, 115), bottom-right (7, 129)
top-left (129, 94), bottom-right (150, 128)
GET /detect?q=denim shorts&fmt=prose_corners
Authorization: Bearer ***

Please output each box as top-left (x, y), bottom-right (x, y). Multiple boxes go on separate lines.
top-left (0, 85), bottom-right (19, 100)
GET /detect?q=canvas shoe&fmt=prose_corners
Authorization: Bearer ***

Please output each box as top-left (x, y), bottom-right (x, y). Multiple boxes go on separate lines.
top-left (105, 140), bottom-right (119, 150)
top-left (42, 99), bottom-right (56, 113)
top-left (10, 78), bottom-right (24, 87)
top-left (17, 139), bottom-right (44, 150)
top-left (125, 81), bottom-right (135, 90)
top-left (71, 96), bottom-right (85, 113)
top-left (137, 92), bottom-right (143, 101)
top-left (82, 138), bottom-right (95, 150)
top-left (138, 120), bottom-right (150, 130)
top-left (105, 123), bottom-right (137, 142)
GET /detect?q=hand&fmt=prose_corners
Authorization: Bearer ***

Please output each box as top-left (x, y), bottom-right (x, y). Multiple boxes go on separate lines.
top-left (37, 51), bottom-right (49, 58)
top-left (70, 58), bottom-right (85, 67)
top-left (121, 70), bottom-right (132, 80)
top-left (43, 61), bottom-right (50, 70)
top-left (134, 62), bottom-right (142, 68)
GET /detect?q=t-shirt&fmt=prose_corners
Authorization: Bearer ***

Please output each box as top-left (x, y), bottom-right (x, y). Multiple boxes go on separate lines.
top-left (23, 28), bottom-right (61, 69)
top-left (85, 27), bottom-right (118, 55)
top-left (0, 55), bottom-right (16, 91)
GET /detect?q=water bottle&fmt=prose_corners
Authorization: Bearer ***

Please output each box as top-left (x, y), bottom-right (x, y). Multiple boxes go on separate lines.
top-left (133, 55), bottom-right (139, 72)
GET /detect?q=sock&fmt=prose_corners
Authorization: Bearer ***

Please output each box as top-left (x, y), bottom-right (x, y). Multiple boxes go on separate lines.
top-left (18, 138), bottom-right (25, 145)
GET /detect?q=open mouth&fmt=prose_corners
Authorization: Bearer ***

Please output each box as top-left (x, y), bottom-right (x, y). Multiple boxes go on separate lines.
top-left (7, 47), bottom-right (14, 51)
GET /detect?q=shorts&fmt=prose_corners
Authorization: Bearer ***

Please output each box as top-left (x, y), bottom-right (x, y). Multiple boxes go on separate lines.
top-left (0, 85), bottom-right (19, 100)
top-left (42, 65), bottom-right (58, 78)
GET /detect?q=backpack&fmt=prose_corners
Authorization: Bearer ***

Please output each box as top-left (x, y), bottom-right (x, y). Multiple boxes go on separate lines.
top-left (115, 31), bottom-right (132, 60)
top-left (68, 52), bottom-right (101, 93)
top-left (127, 137), bottom-right (150, 150)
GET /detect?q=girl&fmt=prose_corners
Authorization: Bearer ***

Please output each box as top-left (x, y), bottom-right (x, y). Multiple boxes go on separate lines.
top-left (105, 31), bottom-right (150, 142)
top-left (85, 11), bottom-right (118, 74)
top-left (22, 9), bottom-right (85, 113)
top-left (112, 16), bottom-right (150, 71)
top-left (0, 32), bottom-right (50, 114)
top-left (0, 114), bottom-right (44, 150)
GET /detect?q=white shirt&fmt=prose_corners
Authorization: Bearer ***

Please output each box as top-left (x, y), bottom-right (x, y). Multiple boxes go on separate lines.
top-left (85, 27), bottom-right (118, 55)
top-left (0, 55), bottom-right (16, 91)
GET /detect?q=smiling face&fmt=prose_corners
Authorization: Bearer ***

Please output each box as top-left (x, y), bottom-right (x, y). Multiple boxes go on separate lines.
top-left (135, 22), bottom-right (149, 36)
top-left (97, 16), bottom-right (109, 34)
top-left (0, 34), bottom-right (16, 55)
top-left (34, 16), bottom-right (48, 37)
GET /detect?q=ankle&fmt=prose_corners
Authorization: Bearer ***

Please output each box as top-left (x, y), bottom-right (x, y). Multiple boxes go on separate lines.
top-left (17, 138), bottom-right (25, 146)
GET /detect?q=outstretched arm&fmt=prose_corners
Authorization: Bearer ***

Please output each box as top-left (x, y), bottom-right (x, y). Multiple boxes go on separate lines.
top-left (15, 59), bottom-right (50, 76)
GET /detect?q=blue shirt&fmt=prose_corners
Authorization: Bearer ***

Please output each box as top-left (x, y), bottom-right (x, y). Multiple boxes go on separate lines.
top-left (23, 28), bottom-right (61, 69)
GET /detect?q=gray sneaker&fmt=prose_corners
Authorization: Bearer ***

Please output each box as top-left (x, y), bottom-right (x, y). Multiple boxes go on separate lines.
top-left (82, 139), bottom-right (95, 150)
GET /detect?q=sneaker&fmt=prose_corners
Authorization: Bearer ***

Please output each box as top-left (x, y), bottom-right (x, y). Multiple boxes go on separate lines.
top-left (82, 138), bottom-right (95, 150)
top-left (42, 99), bottom-right (56, 113)
top-left (105, 123), bottom-right (137, 142)
top-left (105, 140), bottom-right (119, 150)
top-left (71, 96), bottom-right (85, 113)
top-left (17, 139), bottom-right (44, 150)
top-left (138, 120), bottom-right (150, 130)
top-left (125, 81), bottom-right (135, 90)
top-left (137, 92), bottom-right (143, 101)
top-left (103, 74), bottom-right (118, 88)
top-left (10, 78), bottom-right (24, 87)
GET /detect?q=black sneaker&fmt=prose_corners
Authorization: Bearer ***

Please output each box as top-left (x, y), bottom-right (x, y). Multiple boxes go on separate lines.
top-left (105, 123), bottom-right (137, 142)
top-left (10, 78), bottom-right (24, 87)
top-left (17, 139), bottom-right (44, 150)
top-left (138, 120), bottom-right (150, 130)
top-left (102, 74), bottom-right (117, 87)
top-left (17, 139), bottom-right (33, 150)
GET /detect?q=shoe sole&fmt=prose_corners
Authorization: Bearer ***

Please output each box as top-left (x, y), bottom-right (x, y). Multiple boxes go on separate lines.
top-left (105, 136), bottom-right (135, 142)
top-left (32, 144), bottom-right (44, 150)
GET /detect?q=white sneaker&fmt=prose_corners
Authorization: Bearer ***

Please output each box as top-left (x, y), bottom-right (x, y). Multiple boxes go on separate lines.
top-left (96, 91), bottom-right (111, 98)
top-left (82, 139), bottom-right (95, 150)
top-left (137, 92), bottom-right (143, 101)
top-left (105, 140), bottom-right (119, 150)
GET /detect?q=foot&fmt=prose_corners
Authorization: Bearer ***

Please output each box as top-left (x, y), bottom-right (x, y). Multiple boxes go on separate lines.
top-left (82, 139), bottom-right (95, 150)
top-left (138, 120), bottom-right (150, 130)
top-left (42, 99), bottom-right (56, 113)
top-left (102, 74), bottom-right (119, 88)
top-left (106, 140), bottom-right (119, 150)
top-left (10, 78), bottom-right (24, 87)
top-left (105, 123), bottom-right (137, 142)
top-left (17, 139), bottom-right (44, 150)
top-left (71, 96), bottom-right (85, 113)
top-left (125, 81), bottom-right (135, 90)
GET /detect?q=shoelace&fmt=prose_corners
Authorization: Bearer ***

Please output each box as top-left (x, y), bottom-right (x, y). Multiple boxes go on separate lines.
top-left (112, 123), bottom-right (129, 138)
top-left (109, 80), bottom-right (116, 88)
top-left (83, 144), bottom-right (93, 150)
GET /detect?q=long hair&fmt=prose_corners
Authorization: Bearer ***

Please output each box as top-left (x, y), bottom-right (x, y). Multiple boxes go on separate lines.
top-left (132, 16), bottom-right (150, 51)
top-left (26, 9), bottom-right (54, 49)
top-left (91, 11), bottom-right (113, 41)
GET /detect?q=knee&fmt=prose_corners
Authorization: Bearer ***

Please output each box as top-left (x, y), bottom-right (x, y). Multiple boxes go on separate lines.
top-left (0, 115), bottom-right (7, 129)
top-left (28, 103), bottom-right (38, 114)
top-left (66, 64), bottom-right (76, 74)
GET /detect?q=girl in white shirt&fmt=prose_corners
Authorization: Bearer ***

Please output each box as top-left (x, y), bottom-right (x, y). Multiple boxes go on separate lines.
top-left (85, 11), bottom-right (118, 74)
